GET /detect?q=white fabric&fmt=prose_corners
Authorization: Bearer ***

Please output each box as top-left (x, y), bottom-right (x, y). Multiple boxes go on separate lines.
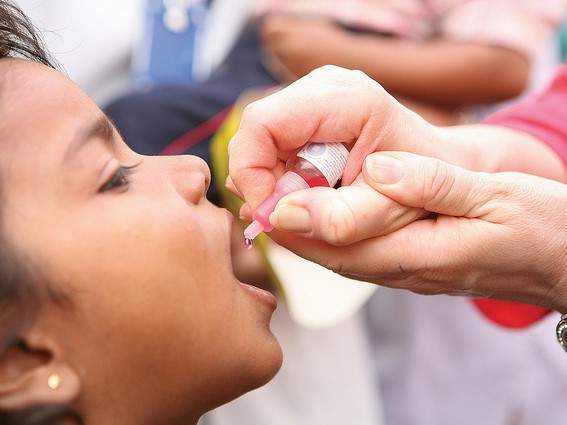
top-left (202, 289), bottom-right (567, 425)
top-left (366, 289), bottom-right (567, 425)
top-left (267, 243), bottom-right (377, 329)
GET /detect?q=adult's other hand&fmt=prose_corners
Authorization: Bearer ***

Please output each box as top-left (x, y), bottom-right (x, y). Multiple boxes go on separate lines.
top-left (269, 151), bottom-right (567, 312)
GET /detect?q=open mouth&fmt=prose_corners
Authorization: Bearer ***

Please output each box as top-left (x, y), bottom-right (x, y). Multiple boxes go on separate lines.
top-left (221, 208), bottom-right (278, 310)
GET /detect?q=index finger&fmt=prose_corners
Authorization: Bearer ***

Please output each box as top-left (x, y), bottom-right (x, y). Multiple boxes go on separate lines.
top-left (228, 66), bottom-right (386, 208)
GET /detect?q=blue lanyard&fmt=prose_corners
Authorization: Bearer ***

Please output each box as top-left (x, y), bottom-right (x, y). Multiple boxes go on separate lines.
top-left (162, 0), bottom-right (211, 33)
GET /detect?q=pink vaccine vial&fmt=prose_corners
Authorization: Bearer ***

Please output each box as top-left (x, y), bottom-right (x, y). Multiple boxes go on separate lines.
top-left (243, 142), bottom-right (349, 248)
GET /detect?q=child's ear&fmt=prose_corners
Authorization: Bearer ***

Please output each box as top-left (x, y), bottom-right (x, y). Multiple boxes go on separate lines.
top-left (0, 328), bottom-right (80, 411)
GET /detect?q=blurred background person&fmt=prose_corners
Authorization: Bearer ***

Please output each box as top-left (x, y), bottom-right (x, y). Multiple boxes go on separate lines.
top-left (106, 0), bottom-right (566, 160)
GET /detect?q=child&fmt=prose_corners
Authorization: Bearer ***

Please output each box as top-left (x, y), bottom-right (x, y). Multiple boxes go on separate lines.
top-left (0, 2), bottom-right (282, 424)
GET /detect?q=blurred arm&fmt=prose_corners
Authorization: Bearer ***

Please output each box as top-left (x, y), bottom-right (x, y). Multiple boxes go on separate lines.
top-left (333, 34), bottom-right (529, 108)
top-left (261, 17), bottom-right (530, 109)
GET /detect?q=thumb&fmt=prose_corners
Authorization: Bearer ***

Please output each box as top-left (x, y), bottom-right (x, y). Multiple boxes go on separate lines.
top-left (362, 152), bottom-right (492, 217)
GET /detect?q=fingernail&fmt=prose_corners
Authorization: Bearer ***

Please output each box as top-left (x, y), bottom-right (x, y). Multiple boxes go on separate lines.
top-left (269, 205), bottom-right (312, 233)
top-left (365, 155), bottom-right (403, 184)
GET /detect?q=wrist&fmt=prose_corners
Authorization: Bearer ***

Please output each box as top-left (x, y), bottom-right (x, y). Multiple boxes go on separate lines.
top-left (436, 126), bottom-right (505, 172)
top-left (548, 280), bottom-right (567, 314)
top-left (426, 126), bottom-right (481, 171)
top-left (539, 209), bottom-right (567, 313)
top-left (548, 247), bottom-right (567, 314)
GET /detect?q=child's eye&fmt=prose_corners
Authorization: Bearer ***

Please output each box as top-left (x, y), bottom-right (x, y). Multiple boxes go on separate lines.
top-left (99, 164), bottom-right (139, 193)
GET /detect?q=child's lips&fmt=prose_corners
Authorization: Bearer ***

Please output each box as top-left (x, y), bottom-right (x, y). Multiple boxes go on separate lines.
top-left (239, 281), bottom-right (278, 311)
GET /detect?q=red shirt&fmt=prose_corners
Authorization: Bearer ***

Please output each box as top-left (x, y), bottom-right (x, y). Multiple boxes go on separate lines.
top-left (475, 65), bottom-right (567, 328)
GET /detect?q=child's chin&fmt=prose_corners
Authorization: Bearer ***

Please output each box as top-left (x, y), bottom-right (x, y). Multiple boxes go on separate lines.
top-left (207, 339), bottom-right (282, 411)
top-left (240, 335), bottom-right (283, 394)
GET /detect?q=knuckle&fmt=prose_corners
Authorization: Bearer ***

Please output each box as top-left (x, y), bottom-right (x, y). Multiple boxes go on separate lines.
top-left (347, 69), bottom-right (384, 93)
top-left (420, 158), bottom-right (456, 210)
top-left (311, 65), bottom-right (362, 87)
top-left (348, 68), bottom-right (371, 82)
top-left (485, 174), bottom-right (517, 199)
top-left (311, 64), bottom-right (343, 77)
top-left (479, 174), bottom-right (528, 218)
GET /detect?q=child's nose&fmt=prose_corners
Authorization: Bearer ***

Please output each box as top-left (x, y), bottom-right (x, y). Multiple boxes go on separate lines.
top-left (167, 155), bottom-right (211, 205)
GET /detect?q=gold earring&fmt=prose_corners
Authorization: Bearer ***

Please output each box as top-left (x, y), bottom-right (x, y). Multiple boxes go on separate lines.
top-left (47, 374), bottom-right (62, 390)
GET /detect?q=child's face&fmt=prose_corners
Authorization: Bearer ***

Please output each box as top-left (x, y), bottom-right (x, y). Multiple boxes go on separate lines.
top-left (0, 60), bottom-right (281, 422)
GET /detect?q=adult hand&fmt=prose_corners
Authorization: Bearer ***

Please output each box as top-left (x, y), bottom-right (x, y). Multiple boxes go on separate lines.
top-left (268, 151), bottom-right (567, 312)
top-left (229, 66), bottom-right (462, 215)
top-left (228, 65), bottom-right (561, 244)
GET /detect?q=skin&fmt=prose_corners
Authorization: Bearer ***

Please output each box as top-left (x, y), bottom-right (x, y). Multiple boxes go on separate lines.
top-left (272, 152), bottom-right (567, 312)
top-left (260, 15), bottom-right (529, 109)
top-left (0, 59), bottom-right (282, 425)
top-left (228, 66), bottom-right (567, 313)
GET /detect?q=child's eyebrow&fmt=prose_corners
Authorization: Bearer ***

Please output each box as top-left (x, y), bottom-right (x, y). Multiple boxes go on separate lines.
top-left (64, 114), bottom-right (116, 163)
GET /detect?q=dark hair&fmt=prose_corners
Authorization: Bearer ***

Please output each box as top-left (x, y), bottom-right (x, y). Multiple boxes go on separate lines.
top-left (0, 2), bottom-right (78, 425)
top-left (0, 0), bottom-right (55, 67)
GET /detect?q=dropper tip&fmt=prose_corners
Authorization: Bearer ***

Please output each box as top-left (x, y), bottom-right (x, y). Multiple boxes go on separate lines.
top-left (243, 220), bottom-right (264, 249)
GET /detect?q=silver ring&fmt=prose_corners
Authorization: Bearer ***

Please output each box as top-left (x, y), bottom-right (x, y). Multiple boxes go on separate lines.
top-left (556, 314), bottom-right (567, 352)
